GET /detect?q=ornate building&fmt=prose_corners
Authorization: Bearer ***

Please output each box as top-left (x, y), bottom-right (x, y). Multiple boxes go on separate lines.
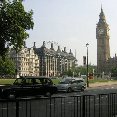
top-left (9, 42), bottom-right (40, 77)
top-left (96, 7), bottom-right (117, 74)
top-left (9, 41), bottom-right (77, 77)
top-left (34, 41), bottom-right (77, 77)
top-left (96, 7), bottom-right (110, 74)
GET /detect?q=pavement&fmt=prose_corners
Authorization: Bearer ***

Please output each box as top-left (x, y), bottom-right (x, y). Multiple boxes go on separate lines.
top-left (88, 81), bottom-right (117, 88)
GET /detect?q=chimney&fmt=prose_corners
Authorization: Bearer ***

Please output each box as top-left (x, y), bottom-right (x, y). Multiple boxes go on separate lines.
top-left (33, 42), bottom-right (36, 48)
top-left (64, 47), bottom-right (66, 52)
top-left (57, 46), bottom-right (61, 52)
top-left (50, 43), bottom-right (54, 50)
top-left (41, 41), bottom-right (46, 48)
top-left (69, 49), bottom-right (72, 54)
top-left (58, 46), bottom-right (60, 50)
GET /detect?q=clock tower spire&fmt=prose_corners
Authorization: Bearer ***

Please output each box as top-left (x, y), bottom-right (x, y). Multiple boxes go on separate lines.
top-left (99, 6), bottom-right (106, 22)
top-left (96, 7), bottom-right (110, 74)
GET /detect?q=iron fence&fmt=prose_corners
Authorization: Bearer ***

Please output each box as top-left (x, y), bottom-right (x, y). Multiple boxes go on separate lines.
top-left (0, 93), bottom-right (117, 117)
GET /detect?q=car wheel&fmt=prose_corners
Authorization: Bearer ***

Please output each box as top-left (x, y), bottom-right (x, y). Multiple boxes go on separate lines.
top-left (44, 92), bottom-right (51, 97)
top-left (67, 87), bottom-right (72, 93)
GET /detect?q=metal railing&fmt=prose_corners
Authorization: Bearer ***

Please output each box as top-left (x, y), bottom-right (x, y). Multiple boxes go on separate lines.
top-left (0, 93), bottom-right (117, 117)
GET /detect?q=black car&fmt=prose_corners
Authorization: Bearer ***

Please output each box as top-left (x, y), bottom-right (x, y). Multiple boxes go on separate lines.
top-left (0, 76), bottom-right (57, 99)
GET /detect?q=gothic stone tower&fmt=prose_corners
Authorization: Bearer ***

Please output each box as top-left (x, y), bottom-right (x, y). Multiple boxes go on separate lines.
top-left (96, 7), bottom-right (110, 74)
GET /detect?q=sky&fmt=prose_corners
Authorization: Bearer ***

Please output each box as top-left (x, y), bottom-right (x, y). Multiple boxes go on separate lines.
top-left (23, 0), bottom-right (117, 66)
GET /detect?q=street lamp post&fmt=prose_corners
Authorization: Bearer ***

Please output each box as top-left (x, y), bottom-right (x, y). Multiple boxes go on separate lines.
top-left (86, 43), bottom-right (89, 87)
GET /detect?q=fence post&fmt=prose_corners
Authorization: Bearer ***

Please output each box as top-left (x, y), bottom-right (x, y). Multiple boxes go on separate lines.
top-left (82, 95), bottom-right (85, 117)
top-left (49, 97), bottom-right (52, 117)
top-left (16, 100), bottom-right (19, 117)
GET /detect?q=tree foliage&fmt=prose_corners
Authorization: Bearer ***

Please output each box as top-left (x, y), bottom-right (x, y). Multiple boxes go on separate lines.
top-left (0, 0), bottom-right (34, 58)
top-left (76, 65), bottom-right (96, 76)
top-left (0, 56), bottom-right (15, 75)
top-left (63, 65), bottom-right (97, 77)
top-left (111, 67), bottom-right (117, 77)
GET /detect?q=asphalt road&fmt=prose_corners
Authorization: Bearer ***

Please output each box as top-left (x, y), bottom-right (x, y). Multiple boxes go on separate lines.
top-left (54, 83), bottom-right (117, 96)
top-left (1, 84), bottom-right (117, 117)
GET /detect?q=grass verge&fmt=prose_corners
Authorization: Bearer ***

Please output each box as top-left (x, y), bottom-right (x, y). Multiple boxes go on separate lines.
top-left (0, 79), bottom-right (15, 85)
top-left (0, 78), bottom-right (117, 85)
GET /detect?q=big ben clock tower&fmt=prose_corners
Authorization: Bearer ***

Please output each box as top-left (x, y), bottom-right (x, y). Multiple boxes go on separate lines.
top-left (96, 7), bottom-right (110, 74)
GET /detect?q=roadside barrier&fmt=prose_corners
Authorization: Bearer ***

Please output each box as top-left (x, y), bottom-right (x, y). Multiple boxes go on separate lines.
top-left (0, 93), bottom-right (117, 117)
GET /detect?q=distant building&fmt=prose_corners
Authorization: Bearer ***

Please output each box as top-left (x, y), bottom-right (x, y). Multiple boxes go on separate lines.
top-left (9, 41), bottom-right (77, 77)
top-left (96, 7), bottom-right (117, 74)
top-left (34, 41), bottom-right (77, 77)
top-left (9, 42), bottom-right (39, 77)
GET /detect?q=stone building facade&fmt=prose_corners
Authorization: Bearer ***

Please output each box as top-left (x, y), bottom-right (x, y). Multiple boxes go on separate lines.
top-left (96, 7), bottom-right (117, 74)
top-left (9, 43), bottom-right (39, 77)
top-left (34, 41), bottom-right (77, 77)
top-left (9, 41), bottom-right (77, 77)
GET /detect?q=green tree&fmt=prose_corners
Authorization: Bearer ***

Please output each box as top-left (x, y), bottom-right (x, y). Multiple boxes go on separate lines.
top-left (63, 68), bottom-right (78, 77)
top-left (0, 0), bottom-right (34, 58)
top-left (62, 65), bottom-right (97, 77)
top-left (111, 67), bottom-right (117, 77)
top-left (67, 69), bottom-right (73, 77)
top-left (0, 56), bottom-right (15, 75)
top-left (76, 65), bottom-right (96, 76)
top-left (75, 66), bottom-right (87, 76)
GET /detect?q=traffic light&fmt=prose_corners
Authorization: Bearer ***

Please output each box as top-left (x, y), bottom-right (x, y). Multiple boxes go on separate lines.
top-left (83, 56), bottom-right (86, 66)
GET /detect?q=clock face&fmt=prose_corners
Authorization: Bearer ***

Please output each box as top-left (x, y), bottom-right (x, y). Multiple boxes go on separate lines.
top-left (98, 29), bottom-right (104, 34)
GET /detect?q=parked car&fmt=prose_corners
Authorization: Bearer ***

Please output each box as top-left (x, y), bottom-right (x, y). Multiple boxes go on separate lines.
top-left (0, 76), bottom-right (57, 99)
top-left (56, 77), bottom-right (86, 92)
